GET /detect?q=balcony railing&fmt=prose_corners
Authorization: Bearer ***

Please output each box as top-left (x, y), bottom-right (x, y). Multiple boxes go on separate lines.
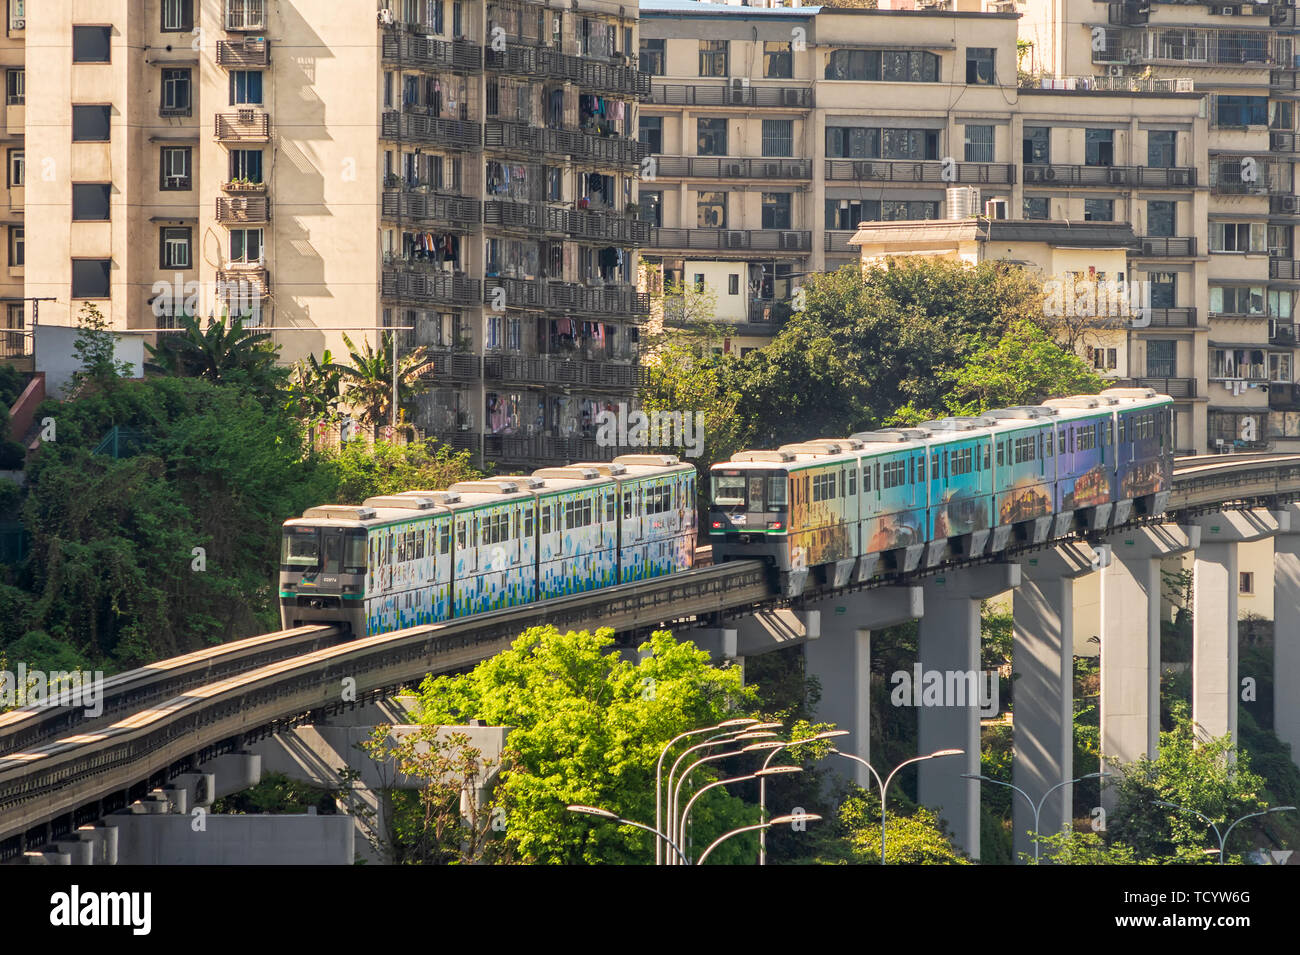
top-left (825, 158), bottom-right (1016, 185)
top-left (217, 266), bottom-right (270, 299)
top-left (483, 354), bottom-right (645, 389)
top-left (1271, 257), bottom-right (1300, 280)
top-left (648, 83), bottom-right (813, 109)
top-left (216, 37), bottom-right (270, 68)
top-left (563, 208), bottom-right (651, 245)
top-left (1145, 307), bottom-right (1200, 328)
top-left (1119, 376), bottom-right (1197, 398)
top-left (382, 34), bottom-right (482, 71)
top-left (483, 276), bottom-right (545, 309)
top-left (383, 189), bottom-right (482, 230)
top-left (1271, 131), bottom-right (1300, 152)
top-left (651, 156), bottom-right (812, 180)
top-left (1023, 164), bottom-right (1195, 187)
top-left (484, 120), bottom-right (647, 167)
top-left (1093, 35), bottom-right (1279, 67)
top-left (1138, 236), bottom-right (1197, 257)
top-left (650, 228), bottom-right (813, 253)
top-left (483, 434), bottom-right (618, 466)
top-left (381, 267), bottom-right (481, 307)
top-left (224, 0), bottom-right (265, 31)
top-left (0, 329), bottom-right (31, 360)
top-left (1271, 321), bottom-right (1299, 345)
top-left (1021, 74), bottom-right (1194, 94)
top-left (215, 111), bottom-right (270, 141)
top-left (420, 351), bottom-right (481, 380)
top-left (545, 282), bottom-right (650, 317)
top-left (1272, 71), bottom-right (1300, 93)
top-left (825, 231), bottom-right (857, 254)
top-left (483, 199), bottom-right (549, 234)
top-left (381, 110), bottom-right (481, 149)
top-left (216, 196), bottom-right (270, 224)
top-left (1270, 382), bottom-right (1300, 411)
top-left (747, 300), bottom-right (794, 325)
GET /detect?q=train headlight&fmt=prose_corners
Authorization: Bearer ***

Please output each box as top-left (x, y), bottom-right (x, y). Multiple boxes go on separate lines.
top-left (711, 521), bottom-right (723, 529)
top-left (768, 520), bottom-right (783, 530)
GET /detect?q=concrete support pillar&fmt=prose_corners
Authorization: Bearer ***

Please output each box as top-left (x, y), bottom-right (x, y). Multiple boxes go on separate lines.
top-left (917, 563), bottom-right (1020, 862)
top-left (1100, 523), bottom-right (1198, 811)
top-left (1274, 504), bottom-right (1300, 769)
top-left (802, 588), bottom-right (922, 790)
top-left (1190, 510), bottom-right (1286, 743)
top-left (1012, 542), bottom-right (1110, 863)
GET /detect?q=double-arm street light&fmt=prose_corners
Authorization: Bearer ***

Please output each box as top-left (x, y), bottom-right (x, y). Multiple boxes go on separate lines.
top-left (755, 730), bottom-right (849, 865)
top-left (962, 772), bottom-right (1111, 863)
top-left (654, 718), bottom-right (758, 864)
top-left (667, 731), bottom-right (781, 864)
top-left (831, 748), bottom-right (964, 865)
top-left (1155, 800), bottom-right (1297, 864)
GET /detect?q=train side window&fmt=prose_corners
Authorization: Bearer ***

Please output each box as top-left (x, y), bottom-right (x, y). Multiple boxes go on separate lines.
top-left (848, 468), bottom-right (857, 495)
top-left (606, 492), bottom-right (616, 522)
top-left (416, 529), bottom-right (425, 559)
top-left (440, 523), bottom-right (451, 554)
top-left (397, 532), bottom-right (406, 563)
top-left (456, 519), bottom-right (466, 549)
top-left (622, 490), bottom-right (633, 518)
top-left (1045, 431), bottom-right (1054, 457)
top-left (524, 507), bottom-right (534, 536)
top-left (996, 442), bottom-right (1004, 467)
top-left (909, 457), bottom-right (915, 483)
top-left (541, 506), bottom-right (552, 535)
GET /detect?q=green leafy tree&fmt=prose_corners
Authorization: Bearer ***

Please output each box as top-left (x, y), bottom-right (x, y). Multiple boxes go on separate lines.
top-left (284, 349), bottom-right (343, 423)
top-left (1031, 831), bottom-right (1151, 865)
top-left (413, 626), bottom-right (757, 864)
top-left (145, 311), bottom-right (287, 397)
top-left (70, 302), bottom-right (134, 395)
top-left (324, 439), bottom-right (482, 504)
top-left (327, 332), bottom-right (437, 438)
top-left (837, 789), bottom-right (970, 864)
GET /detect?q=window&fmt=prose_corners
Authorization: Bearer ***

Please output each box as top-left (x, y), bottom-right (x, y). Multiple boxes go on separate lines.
top-left (72, 25), bottom-right (111, 63)
top-left (1212, 348), bottom-right (1267, 380)
top-left (728, 273), bottom-right (739, 295)
top-left (161, 226), bottom-right (192, 269)
top-left (1240, 571), bottom-right (1254, 595)
top-left (1148, 130), bottom-right (1176, 167)
top-left (71, 183), bottom-right (110, 221)
top-left (8, 225), bottom-right (20, 267)
top-left (1147, 340), bottom-right (1176, 378)
top-left (761, 119), bottom-right (793, 157)
top-left (1150, 272), bottom-right (1176, 308)
top-left (693, 273), bottom-right (705, 292)
top-left (1271, 100), bottom-right (1294, 132)
top-left (161, 146), bottom-right (192, 190)
top-left (1215, 95), bottom-right (1268, 127)
top-left (161, 69), bottom-right (191, 115)
top-left (639, 190), bottom-right (662, 227)
top-left (1270, 289), bottom-right (1292, 320)
top-left (1084, 198), bottom-right (1114, 222)
top-left (1092, 347), bottom-right (1118, 370)
top-left (72, 258), bottom-right (111, 298)
top-left (764, 41), bottom-right (793, 79)
top-left (1210, 222), bottom-right (1267, 253)
top-left (6, 149), bottom-right (21, 188)
top-left (699, 40), bottom-right (727, 77)
top-left (1271, 352), bottom-right (1292, 383)
top-left (5, 303), bottom-right (21, 330)
top-left (638, 116), bottom-right (662, 154)
top-left (5, 68), bottom-right (21, 105)
top-left (640, 38), bottom-right (665, 75)
top-left (761, 193), bottom-right (791, 230)
top-left (1085, 129), bottom-right (1115, 166)
top-left (1024, 196), bottom-right (1049, 219)
top-left (1023, 126), bottom-right (1049, 165)
top-left (966, 47), bottom-right (995, 84)
top-left (1146, 200), bottom-right (1175, 237)
top-left (697, 118), bottom-right (727, 156)
top-left (72, 105), bottom-right (111, 141)
top-left (229, 228), bottom-right (263, 263)
top-left (162, 0), bottom-right (193, 32)
top-left (229, 149), bottom-right (263, 183)
top-left (1210, 285), bottom-right (1265, 315)
top-left (824, 49), bottom-right (938, 82)
top-left (964, 124), bottom-right (994, 163)
top-left (229, 70), bottom-right (263, 106)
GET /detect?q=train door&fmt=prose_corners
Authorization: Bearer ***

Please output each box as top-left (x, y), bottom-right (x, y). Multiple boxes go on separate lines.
top-left (928, 443), bottom-right (945, 539)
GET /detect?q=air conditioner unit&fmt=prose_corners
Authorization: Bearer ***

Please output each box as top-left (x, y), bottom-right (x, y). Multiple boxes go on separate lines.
top-left (1107, 64), bottom-right (1126, 77)
top-left (853, 160), bottom-right (872, 179)
top-left (1168, 169), bottom-right (1190, 185)
top-left (869, 162), bottom-right (890, 180)
top-left (729, 77), bottom-right (749, 104)
top-left (763, 162), bottom-right (783, 177)
top-left (782, 88), bottom-right (803, 106)
top-left (780, 231), bottom-right (802, 250)
top-left (1025, 166), bottom-right (1045, 183)
top-left (1108, 167), bottom-right (1129, 184)
top-left (726, 162), bottom-right (744, 177)
top-left (1213, 4), bottom-right (1238, 13)
top-left (725, 230), bottom-right (747, 248)
top-left (1282, 195), bottom-right (1300, 213)
top-left (378, 8), bottom-right (395, 25)
top-left (1042, 166), bottom-right (1059, 181)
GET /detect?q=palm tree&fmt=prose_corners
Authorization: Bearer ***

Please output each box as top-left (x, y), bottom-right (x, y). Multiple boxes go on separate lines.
top-left (146, 311), bottom-right (284, 391)
top-left (326, 331), bottom-right (437, 437)
top-left (285, 348), bottom-right (343, 421)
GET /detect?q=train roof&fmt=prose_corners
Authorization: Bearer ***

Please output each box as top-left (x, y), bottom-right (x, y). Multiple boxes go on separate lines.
top-left (287, 502), bottom-right (435, 529)
top-left (529, 466), bottom-right (618, 493)
top-left (571, 455), bottom-right (696, 479)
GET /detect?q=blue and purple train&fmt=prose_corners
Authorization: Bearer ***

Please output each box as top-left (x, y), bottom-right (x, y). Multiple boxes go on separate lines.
top-left (707, 388), bottom-right (1173, 595)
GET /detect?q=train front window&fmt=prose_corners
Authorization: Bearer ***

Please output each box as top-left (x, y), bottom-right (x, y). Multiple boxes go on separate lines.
top-left (281, 527), bottom-right (321, 569)
top-left (343, 530), bottom-right (367, 575)
top-left (322, 530), bottom-right (343, 575)
top-left (747, 477), bottom-right (765, 512)
top-left (768, 475), bottom-right (787, 507)
top-left (713, 475), bottom-right (746, 506)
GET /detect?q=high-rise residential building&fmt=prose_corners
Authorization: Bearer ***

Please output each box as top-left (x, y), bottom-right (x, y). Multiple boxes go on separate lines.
top-left (10, 0), bottom-right (651, 469)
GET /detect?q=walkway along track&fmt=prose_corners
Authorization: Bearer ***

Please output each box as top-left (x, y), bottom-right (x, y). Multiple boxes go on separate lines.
top-left (2, 454), bottom-right (1299, 855)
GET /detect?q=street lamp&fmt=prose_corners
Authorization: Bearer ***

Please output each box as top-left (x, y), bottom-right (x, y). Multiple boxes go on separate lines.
top-left (696, 813), bottom-right (823, 866)
top-left (832, 748), bottom-right (964, 865)
top-left (1155, 800), bottom-right (1297, 864)
top-left (962, 772), bottom-right (1111, 863)
top-left (654, 718), bottom-right (757, 864)
top-left (666, 736), bottom-right (779, 865)
top-left (678, 766), bottom-right (802, 864)
top-left (757, 730), bottom-right (849, 866)
top-left (567, 804), bottom-right (689, 865)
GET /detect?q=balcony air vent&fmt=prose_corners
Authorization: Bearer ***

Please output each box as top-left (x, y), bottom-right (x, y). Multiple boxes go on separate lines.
top-left (238, 108), bottom-right (256, 123)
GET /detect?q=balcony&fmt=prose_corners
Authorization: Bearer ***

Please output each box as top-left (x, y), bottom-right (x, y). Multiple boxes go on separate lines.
top-left (381, 266), bottom-right (481, 307)
top-left (0, 329), bottom-right (31, 360)
top-left (382, 34), bottom-right (482, 72)
top-left (383, 188), bottom-right (481, 231)
top-left (1023, 164), bottom-right (1195, 187)
top-left (420, 351), bottom-right (481, 381)
top-left (1270, 383), bottom-right (1300, 411)
top-left (485, 45), bottom-right (650, 98)
top-left (381, 110), bottom-right (481, 149)
top-left (483, 434), bottom-right (618, 467)
top-left (1092, 35), bottom-right (1279, 67)
top-left (563, 207), bottom-right (651, 245)
top-left (215, 111), bottom-right (270, 142)
top-left (222, 179), bottom-right (266, 193)
top-left (484, 120), bottom-right (647, 168)
top-left (1145, 307), bottom-right (1200, 328)
top-left (430, 430), bottom-right (479, 452)
top-left (825, 231), bottom-right (856, 254)
top-left (483, 200), bottom-right (550, 235)
top-left (217, 37), bottom-right (270, 68)
top-left (224, 0), bottom-right (265, 31)
top-left (650, 228), bottom-right (813, 254)
top-left (1272, 71), bottom-right (1300, 94)
top-left (483, 276), bottom-right (545, 309)
top-left (217, 266), bottom-right (270, 300)
top-left (1270, 321), bottom-right (1299, 345)
top-left (216, 195), bottom-right (270, 224)
top-left (1021, 74), bottom-right (1194, 94)
top-left (648, 83), bottom-right (813, 109)
top-left (1119, 376), bottom-right (1198, 398)
top-left (545, 282), bottom-right (650, 317)
top-left (1138, 237), bottom-right (1197, 257)
top-left (651, 156), bottom-right (812, 181)
top-left (1271, 257), bottom-right (1300, 280)
top-left (1271, 131), bottom-right (1300, 153)
top-left (747, 300), bottom-right (794, 326)
top-left (826, 158), bottom-right (1016, 186)
top-left (483, 354), bottom-right (645, 389)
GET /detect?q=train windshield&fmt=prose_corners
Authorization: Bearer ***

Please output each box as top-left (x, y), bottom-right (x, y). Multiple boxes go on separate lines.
top-left (281, 527), bottom-right (321, 569)
top-left (713, 475), bottom-right (747, 505)
top-left (713, 472), bottom-right (785, 512)
top-left (343, 530), bottom-right (367, 574)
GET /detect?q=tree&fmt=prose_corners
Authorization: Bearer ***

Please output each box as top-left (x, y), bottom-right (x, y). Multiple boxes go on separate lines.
top-left (837, 789), bottom-right (970, 865)
top-left (324, 439), bottom-right (482, 504)
top-left (284, 349), bottom-right (343, 424)
top-left (145, 311), bottom-right (286, 397)
top-left (413, 626), bottom-right (757, 864)
top-left (70, 302), bottom-right (134, 395)
top-left (1031, 831), bottom-right (1151, 865)
top-left (326, 332), bottom-right (437, 438)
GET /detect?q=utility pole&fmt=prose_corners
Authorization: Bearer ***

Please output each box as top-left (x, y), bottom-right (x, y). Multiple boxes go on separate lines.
top-left (22, 297), bottom-right (56, 367)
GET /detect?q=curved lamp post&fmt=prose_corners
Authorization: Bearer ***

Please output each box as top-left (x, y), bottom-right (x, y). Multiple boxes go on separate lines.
top-left (832, 748), bottom-right (964, 865)
top-left (666, 733), bottom-right (779, 864)
top-left (678, 766), bottom-right (802, 864)
top-left (654, 718), bottom-right (757, 864)
top-left (1155, 800), bottom-right (1297, 864)
top-left (962, 772), bottom-right (1111, 863)
top-left (696, 813), bottom-right (823, 866)
top-left (757, 730), bottom-right (849, 866)
top-left (567, 804), bottom-right (689, 865)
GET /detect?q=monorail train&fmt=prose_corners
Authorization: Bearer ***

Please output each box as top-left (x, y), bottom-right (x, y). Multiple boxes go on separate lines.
top-left (708, 388), bottom-right (1174, 595)
top-left (279, 455), bottom-right (696, 636)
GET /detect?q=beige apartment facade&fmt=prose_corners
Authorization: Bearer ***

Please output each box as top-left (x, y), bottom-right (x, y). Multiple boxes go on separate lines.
top-left (12, 0), bottom-right (651, 468)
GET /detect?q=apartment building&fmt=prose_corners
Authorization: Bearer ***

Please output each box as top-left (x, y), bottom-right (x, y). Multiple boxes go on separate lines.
top-left (12, 0), bottom-right (650, 469)
top-left (0, 5), bottom-right (21, 368)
